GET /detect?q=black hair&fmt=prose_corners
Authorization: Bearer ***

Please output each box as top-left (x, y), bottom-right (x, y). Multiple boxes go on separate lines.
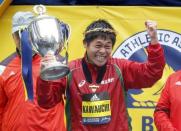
top-left (83, 19), bottom-right (116, 47)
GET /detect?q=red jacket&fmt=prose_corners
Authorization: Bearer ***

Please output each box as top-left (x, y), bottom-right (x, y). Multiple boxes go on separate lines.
top-left (0, 76), bottom-right (4, 129)
top-left (0, 55), bottom-right (66, 131)
top-left (37, 44), bottom-right (165, 131)
top-left (154, 71), bottom-right (181, 131)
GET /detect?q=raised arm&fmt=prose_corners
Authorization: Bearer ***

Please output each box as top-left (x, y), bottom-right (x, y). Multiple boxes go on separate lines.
top-left (37, 53), bottom-right (67, 109)
top-left (118, 20), bottom-right (165, 89)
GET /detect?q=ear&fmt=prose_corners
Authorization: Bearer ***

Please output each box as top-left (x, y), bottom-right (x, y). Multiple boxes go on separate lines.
top-left (83, 41), bottom-right (87, 48)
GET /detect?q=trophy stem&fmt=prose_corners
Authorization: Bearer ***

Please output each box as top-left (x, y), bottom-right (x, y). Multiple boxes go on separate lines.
top-left (40, 61), bottom-right (70, 81)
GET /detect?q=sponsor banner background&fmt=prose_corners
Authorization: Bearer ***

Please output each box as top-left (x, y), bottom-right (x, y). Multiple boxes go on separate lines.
top-left (0, 6), bottom-right (181, 130)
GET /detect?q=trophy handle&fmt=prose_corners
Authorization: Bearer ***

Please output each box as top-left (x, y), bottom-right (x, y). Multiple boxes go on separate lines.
top-left (60, 22), bottom-right (71, 44)
top-left (58, 22), bottom-right (71, 65)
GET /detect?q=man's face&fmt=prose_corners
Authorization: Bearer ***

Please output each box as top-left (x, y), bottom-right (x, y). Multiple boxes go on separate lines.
top-left (12, 30), bottom-right (36, 56)
top-left (84, 37), bottom-right (113, 67)
top-left (12, 31), bottom-right (21, 50)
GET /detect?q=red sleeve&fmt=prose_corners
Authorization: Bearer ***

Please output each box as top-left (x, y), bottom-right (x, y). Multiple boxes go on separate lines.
top-left (154, 76), bottom-right (176, 131)
top-left (119, 43), bottom-right (165, 89)
top-left (36, 76), bottom-right (66, 109)
top-left (0, 76), bottom-right (7, 131)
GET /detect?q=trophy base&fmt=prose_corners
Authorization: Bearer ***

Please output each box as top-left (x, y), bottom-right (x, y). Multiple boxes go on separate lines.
top-left (40, 62), bottom-right (70, 81)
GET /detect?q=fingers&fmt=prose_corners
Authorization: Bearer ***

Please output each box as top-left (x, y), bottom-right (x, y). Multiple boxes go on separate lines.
top-left (145, 20), bottom-right (158, 45)
top-left (145, 20), bottom-right (157, 30)
top-left (40, 54), bottom-right (56, 68)
top-left (43, 54), bottom-right (56, 62)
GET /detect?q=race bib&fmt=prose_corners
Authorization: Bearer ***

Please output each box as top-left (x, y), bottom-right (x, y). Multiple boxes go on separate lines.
top-left (82, 92), bottom-right (111, 125)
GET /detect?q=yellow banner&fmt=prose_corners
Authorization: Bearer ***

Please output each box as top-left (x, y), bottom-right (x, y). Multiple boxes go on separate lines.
top-left (0, 0), bottom-right (12, 16)
top-left (0, 6), bottom-right (181, 131)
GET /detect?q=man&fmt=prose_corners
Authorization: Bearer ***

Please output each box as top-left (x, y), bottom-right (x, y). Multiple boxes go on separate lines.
top-left (0, 11), bottom-right (66, 131)
top-left (154, 70), bottom-right (181, 131)
top-left (37, 19), bottom-right (165, 131)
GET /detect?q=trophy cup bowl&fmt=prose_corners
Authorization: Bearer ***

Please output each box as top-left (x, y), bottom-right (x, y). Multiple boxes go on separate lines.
top-left (28, 10), bottom-right (70, 80)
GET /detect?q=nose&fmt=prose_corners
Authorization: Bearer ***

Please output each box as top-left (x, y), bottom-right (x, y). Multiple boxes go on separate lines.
top-left (99, 47), bottom-right (106, 53)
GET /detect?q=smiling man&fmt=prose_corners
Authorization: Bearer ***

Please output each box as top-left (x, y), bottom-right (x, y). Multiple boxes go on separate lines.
top-left (37, 19), bottom-right (165, 131)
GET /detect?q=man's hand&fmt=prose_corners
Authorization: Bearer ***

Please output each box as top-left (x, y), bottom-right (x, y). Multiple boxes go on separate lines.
top-left (145, 20), bottom-right (158, 45)
top-left (40, 51), bottom-right (56, 71)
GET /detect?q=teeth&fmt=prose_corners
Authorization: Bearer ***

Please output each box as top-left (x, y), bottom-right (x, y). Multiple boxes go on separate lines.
top-left (97, 56), bottom-right (105, 61)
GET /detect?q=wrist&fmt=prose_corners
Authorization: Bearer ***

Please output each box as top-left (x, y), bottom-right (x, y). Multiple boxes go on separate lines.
top-left (150, 37), bottom-right (158, 45)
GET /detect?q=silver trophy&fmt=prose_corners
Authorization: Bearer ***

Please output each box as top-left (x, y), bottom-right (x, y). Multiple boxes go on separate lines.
top-left (28, 5), bottom-right (71, 80)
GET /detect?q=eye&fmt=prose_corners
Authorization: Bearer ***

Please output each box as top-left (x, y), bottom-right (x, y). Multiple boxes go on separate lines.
top-left (95, 44), bottom-right (102, 48)
top-left (105, 45), bottom-right (112, 49)
top-left (105, 43), bottom-right (112, 49)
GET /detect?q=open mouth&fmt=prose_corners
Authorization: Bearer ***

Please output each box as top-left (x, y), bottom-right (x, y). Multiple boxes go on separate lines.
top-left (96, 55), bottom-right (106, 62)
